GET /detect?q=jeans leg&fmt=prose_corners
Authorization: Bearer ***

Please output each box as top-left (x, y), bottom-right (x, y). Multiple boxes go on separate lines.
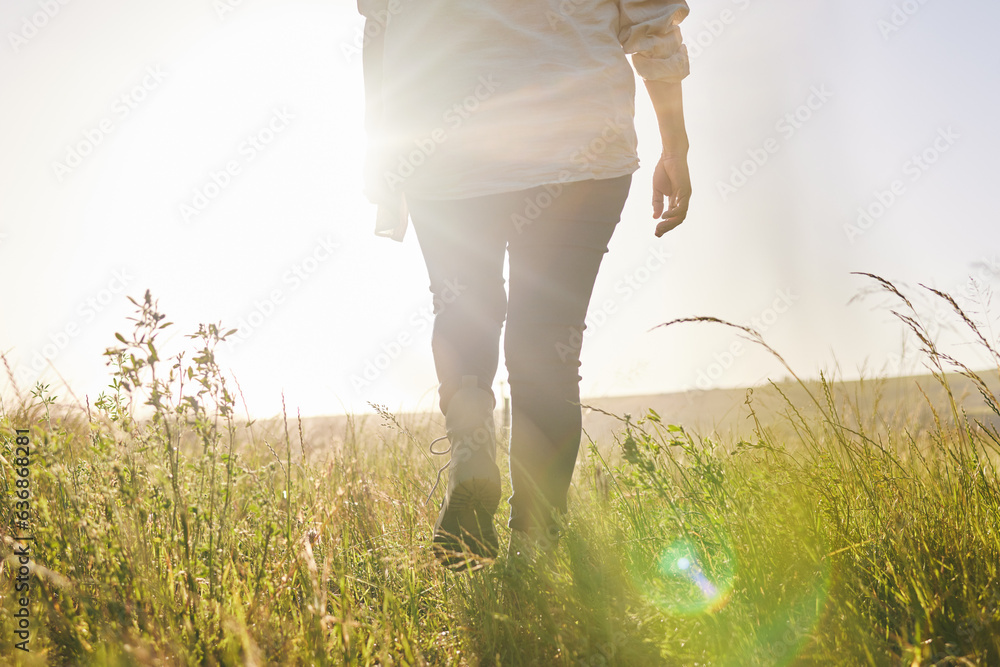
top-left (504, 175), bottom-right (632, 532)
top-left (408, 196), bottom-right (508, 415)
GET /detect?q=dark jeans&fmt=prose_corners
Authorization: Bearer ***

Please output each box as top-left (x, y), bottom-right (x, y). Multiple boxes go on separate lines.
top-left (408, 174), bottom-right (632, 532)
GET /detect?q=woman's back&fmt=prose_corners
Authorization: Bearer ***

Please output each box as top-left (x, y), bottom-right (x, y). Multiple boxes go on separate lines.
top-left (362, 0), bottom-right (689, 201)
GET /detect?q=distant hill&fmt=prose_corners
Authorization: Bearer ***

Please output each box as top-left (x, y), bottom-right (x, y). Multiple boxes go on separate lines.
top-left (250, 369), bottom-right (1000, 459)
top-left (576, 370), bottom-right (1000, 447)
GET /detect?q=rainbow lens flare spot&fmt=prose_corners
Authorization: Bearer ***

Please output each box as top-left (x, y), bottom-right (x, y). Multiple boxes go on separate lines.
top-left (642, 539), bottom-right (736, 616)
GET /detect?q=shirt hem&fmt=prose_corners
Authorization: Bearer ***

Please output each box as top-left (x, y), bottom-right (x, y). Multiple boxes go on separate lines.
top-left (403, 164), bottom-right (640, 201)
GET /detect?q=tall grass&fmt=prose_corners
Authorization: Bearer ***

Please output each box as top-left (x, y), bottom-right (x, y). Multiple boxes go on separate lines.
top-left (1, 276), bottom-right (998, 666)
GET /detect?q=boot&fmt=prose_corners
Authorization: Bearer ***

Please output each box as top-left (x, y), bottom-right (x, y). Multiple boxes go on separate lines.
top-left (507, 521), bottom-right (562, 568)
top-left (432, 375), bottom-right (502, 570)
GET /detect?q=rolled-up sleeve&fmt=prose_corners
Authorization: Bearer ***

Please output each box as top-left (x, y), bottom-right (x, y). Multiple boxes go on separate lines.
top-left (618, 1), bottom-right (690, 82)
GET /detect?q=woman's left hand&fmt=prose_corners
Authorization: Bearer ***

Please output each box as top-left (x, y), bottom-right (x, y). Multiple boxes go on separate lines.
top-left (651, 152), bottom-right (691, 237)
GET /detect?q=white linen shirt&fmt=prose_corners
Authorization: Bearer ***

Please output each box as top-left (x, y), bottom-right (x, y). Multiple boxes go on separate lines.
top-left (357, 0), bottom-right (690, 241)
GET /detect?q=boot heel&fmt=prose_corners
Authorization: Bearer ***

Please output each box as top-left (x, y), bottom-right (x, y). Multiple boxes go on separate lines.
top-left (430, 375), bottom-right (502, 570)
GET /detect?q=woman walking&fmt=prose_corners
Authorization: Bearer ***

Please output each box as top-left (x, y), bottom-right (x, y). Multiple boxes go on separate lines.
top-left (358, 0), bottom-right (692, 569)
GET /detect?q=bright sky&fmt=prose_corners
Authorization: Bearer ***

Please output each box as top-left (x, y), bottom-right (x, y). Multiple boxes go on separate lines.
top-left (2, 0), bottom-right (999, 420)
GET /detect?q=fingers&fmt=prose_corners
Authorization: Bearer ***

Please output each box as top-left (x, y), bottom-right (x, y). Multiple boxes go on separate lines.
top-left (655, 193), bottom-right (690, 237)
top-left (655, 211), bottom-right (685, 236)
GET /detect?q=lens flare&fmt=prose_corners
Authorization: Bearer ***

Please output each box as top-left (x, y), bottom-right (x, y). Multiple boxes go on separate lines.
top-left (633, 528), bottom-right (831, 667)
top-left (640, 538), bottom-right (736, 616)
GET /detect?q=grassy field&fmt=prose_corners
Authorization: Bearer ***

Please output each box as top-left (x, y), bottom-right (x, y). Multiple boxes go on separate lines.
top-left (2, 276), bottom-right (1000, 666)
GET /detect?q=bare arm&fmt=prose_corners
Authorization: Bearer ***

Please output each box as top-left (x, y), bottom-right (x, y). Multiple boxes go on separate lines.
top-left (644, 78), bottom-right (691, 236)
